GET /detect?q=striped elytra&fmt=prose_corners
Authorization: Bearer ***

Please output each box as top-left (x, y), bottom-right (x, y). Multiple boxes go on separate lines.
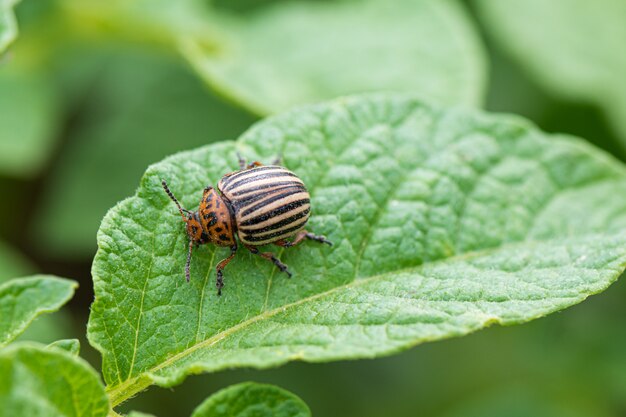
top-left (162, 157), bottom-right (332, 295)
top-left (218, 165), bottom-right (311, 245)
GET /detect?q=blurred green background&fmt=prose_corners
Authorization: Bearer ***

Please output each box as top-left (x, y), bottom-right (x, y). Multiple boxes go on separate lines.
top-left (1, 0), bottom-right (625, 416)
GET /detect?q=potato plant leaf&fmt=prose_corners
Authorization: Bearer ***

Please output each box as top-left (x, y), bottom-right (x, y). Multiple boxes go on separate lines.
top-left (61, 0), bottom-right (486, 114)
top-left (191, 382), bottom-right (310, 417)
top-left (47, 338), bottom-right (80, 356)
top-left (88, 94), bottom-right (626, 407)
top-left (476, 0), bottom-right (626, 149)
top-left (0, 275), bottom-right (77, 347)
top-left (183, 0), bottom-right (486, 114)
top-left (0, 343), bottom-right (109, 417)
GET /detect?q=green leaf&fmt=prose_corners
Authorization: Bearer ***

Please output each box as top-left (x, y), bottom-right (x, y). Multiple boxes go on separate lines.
top-left (183, 0), bottom-right (486, 114)
top-left (191, 382), bottom-right (310, 417)
top-left (0, 64), bottom-right (61, 178)
top-left (127, 413), bottom-right (155, 417)
top-left (88, 94), bottom-right (626, 406)
top-left (0, 246), bottom-right (76, 346)
top-left (34, 48), bottom-right (255, 258)
top-left (61, 0), bottom-right (486, 114)
top-left (0, 343), bottom-right (109, 417)
top-left (0, 0), bottom-right (19, 53)
top-left (0, 275), bottom-right (77, 347)
top-left (47, 338), bottom-right (80, 356)
top-left (476, 0), bottom-right (626, 149)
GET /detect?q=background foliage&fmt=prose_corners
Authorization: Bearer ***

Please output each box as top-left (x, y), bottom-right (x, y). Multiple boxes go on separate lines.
top-left (1, 0), bottom-right (625, 416)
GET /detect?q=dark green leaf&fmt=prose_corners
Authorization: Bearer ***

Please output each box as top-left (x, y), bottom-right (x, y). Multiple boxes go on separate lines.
top-left (88, 94), bottom-right (626, 406)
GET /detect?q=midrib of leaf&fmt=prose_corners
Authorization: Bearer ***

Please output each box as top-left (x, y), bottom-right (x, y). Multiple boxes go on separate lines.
top-left (105, 231), bottom-right (625, 406)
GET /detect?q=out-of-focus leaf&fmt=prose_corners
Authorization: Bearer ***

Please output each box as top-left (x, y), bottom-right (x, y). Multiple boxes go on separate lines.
top-left (47, 338), bottom-right (80, 355)
top-left (0, 0), bottom-right (19, 53)
top-left (0, 343), bottom-right (109, 417)
top-left (59, 0), bottom-right (220, 49)
top-left (476, 0), bottom-right (626, 150)
top-left (0, 275), bottom-right (76, 346)
top-left (191, 382), bottom-right (310, 417)
top-left (60, 0), bottom-right (486, 114)
top-left (0, 63), bottom-right (60, 178)
top-left (184, 0), bottom-right (486, 114)
top-left (87, 94), bottom-right (626, 407)
top-left (34, 48), bottom-right (255, 258)
top-left (127, 413), bottom-right (156, 417)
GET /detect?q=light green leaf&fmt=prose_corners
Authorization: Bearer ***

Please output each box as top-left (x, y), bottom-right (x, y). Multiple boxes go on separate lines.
top-left (0, 343), bottom-right (109, 417)
top-left (0, 275), bottom-right (77, 347)
top-left (0, 0), bottom-right (19, 53)
top-left (191, 382), bottom-right (310, 417)
top-left (88, 94), bottom-right (626, 407)
top-left (47, 338), bottom-right (80, 356)
top-left (127, 413), bottom-right (155, 417)
top-left (183, 0), bottom-right (486, 114)
top-left (34, 48), bottom-right (255, 258)
top-left (476, 0), bottom-right (626, 149)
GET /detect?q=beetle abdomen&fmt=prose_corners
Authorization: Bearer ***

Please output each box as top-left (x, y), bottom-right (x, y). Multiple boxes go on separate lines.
top-left (218, 166), bottom-right (311, 245)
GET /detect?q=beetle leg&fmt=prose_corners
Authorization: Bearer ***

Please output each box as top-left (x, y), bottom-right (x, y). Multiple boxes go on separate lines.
top-left (245, 245), bottom-right (292, 278)
top-left (215, 244), bottom-right (238, 295)
top-left (274, 230), bottom-right (333, 248)
top-left (185, 240), bottom-right (194, 282)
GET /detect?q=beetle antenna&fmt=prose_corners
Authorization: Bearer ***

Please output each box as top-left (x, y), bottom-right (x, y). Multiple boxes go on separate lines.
top-left (161, 179), bottom-right (191, 218)
top-left (185, 240), bottom-right (193, 283)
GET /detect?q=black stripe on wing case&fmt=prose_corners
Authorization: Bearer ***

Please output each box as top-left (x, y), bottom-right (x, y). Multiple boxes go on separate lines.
top-left (220, 165), bottom-right (279, 186)
top-left (231, 180), bottom-right (305, 197)
top-left (239, 199), bottom-right (310, 226)
top-left (239, 208), bottom-right (310, 234)
top-left (234, 185), bottom-right (307, 209)
top-left (242, 220), bottom-right (308, 242)
top-left (240, 190), bottom-right (308, 217)
top-left (224, 171), bottom-right (297, 192)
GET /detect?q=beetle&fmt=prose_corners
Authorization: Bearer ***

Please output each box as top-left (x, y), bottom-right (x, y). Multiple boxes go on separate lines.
top-left (161, 155), bottom-right (332, 295)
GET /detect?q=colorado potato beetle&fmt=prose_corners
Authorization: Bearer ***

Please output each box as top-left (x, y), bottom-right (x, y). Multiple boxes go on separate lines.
top-left (162, 155), bottom-right (332, 295)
